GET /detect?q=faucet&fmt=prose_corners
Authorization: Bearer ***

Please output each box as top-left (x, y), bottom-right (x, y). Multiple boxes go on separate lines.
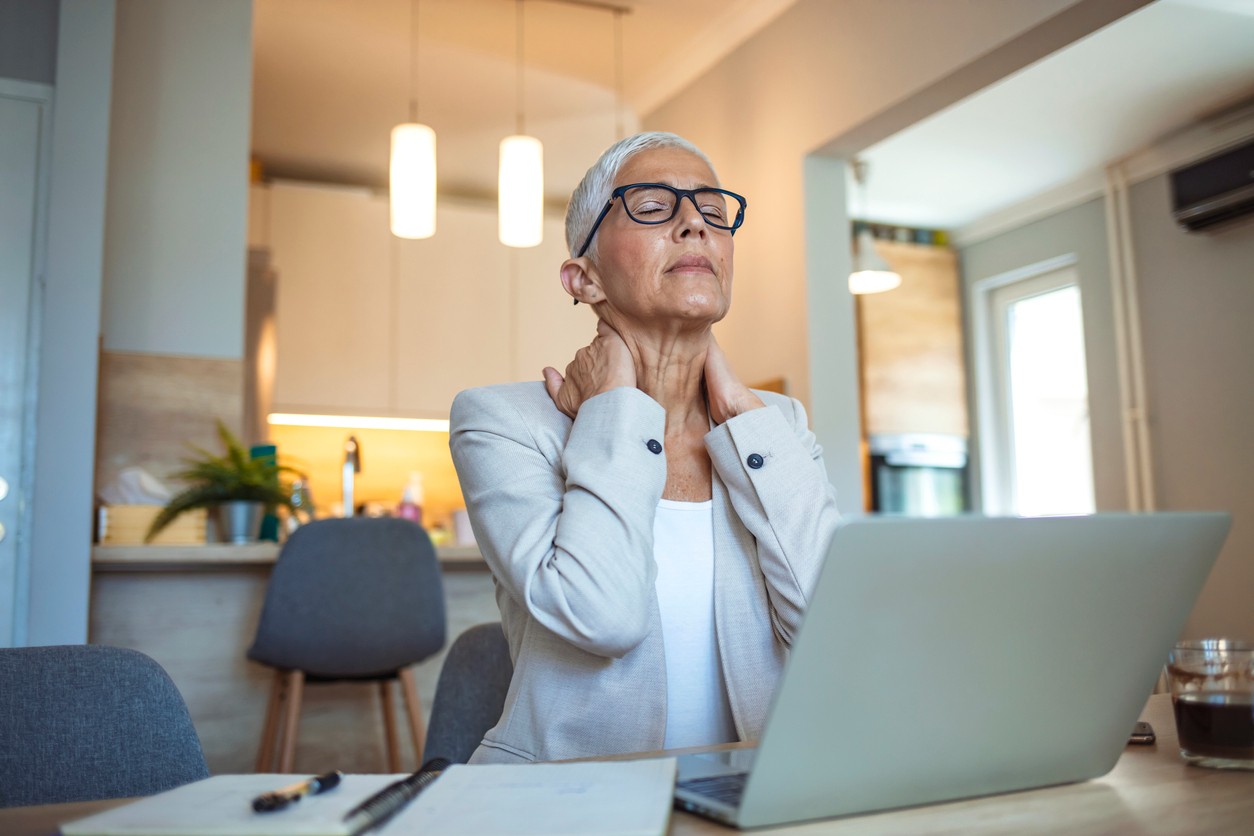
top-left (342, 435), bottom-right (361, 517)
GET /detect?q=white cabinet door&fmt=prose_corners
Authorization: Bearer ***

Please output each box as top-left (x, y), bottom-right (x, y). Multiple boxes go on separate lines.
top-left (263, 183), bottom-right (595, 420)
top-left (268, 182), bottom-right (392, 414)
top-left (513, 216), bottom-right (596, 383)
top-left (393, 202), bottom-right (511, 416)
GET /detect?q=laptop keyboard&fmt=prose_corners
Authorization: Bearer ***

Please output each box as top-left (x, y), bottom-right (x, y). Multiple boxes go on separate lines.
top-left (678, 772), bottom-right (748, 806)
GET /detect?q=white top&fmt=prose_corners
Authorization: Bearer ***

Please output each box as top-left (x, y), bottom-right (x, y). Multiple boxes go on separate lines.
top-left (653, 498), bottom-right (737, 748)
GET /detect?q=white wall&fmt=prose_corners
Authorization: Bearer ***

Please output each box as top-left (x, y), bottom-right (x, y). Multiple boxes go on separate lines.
top-left (101, 0), bottom-right (253, 359)
top-left (1128, 172), bottom-right (1254, 641)
top-left (26, 0), bottom-right (115, 645)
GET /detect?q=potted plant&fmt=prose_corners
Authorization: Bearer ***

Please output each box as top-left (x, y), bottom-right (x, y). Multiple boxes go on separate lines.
top-left (146, 420), bottom-right (295, 544)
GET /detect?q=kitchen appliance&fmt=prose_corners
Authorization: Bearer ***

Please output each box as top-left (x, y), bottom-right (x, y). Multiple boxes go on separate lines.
top-left (868, 433), bottom-right (968, 516)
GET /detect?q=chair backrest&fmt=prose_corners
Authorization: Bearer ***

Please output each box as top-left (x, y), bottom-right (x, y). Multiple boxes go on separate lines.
top-left (247, 517), bottom-right (446, 678)
top-left (423, 622), bottom-right (514, 765)
top-left (0, 644), bottom-right (209, 808)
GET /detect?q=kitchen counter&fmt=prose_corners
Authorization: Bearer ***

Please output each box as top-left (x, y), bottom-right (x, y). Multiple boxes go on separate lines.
top-left (91, 542), bottom-right (485, 571)
top-left (89, 539), bottom-right (498, 774)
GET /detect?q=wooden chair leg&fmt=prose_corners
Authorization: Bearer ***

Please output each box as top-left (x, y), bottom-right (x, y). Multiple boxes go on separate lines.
top-left (278, 669), bottom-right (304, 773)
top-left (381, 681), bottom-right (401, 773)
top-left (255, 670), bottom-right (286, 772)
top-left (399, 667), bottom-right (426, 765)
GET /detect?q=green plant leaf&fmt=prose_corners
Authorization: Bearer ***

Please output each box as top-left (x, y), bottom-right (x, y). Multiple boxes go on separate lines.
top-left (145, 419), bottom-right (294, 542)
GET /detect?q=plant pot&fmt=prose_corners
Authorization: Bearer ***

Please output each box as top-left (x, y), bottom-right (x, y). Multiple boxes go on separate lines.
top-left (215, 500), bottom-right (264, 544)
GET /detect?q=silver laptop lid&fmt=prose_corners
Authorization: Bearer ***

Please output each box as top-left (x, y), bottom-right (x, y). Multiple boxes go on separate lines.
top-left (735, 512), bottom-right (1229, 829)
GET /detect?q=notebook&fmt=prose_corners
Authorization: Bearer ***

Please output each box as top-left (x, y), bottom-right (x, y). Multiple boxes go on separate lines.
top-left (674, 512), bottom-right (1230, 829)
top-left (61, 758), bottom-right (677, 836)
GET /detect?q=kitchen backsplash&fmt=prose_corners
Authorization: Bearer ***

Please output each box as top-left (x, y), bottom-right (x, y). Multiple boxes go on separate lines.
top-left (95, 350), bottom-right (245, 496)
top-left (265, 423), bottom-right (464, 529)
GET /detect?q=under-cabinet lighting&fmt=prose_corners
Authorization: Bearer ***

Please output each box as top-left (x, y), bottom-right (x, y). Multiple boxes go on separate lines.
top-left (267, 413), bottom-right (450, 433)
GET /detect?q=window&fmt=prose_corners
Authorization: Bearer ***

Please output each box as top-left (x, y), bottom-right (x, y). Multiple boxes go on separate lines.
top-left (973, 260), bottom-right (1095, 516)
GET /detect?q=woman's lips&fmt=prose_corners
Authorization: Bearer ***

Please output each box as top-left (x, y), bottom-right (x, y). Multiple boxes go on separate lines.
top-left (667, 254), bottom-right (715, 274)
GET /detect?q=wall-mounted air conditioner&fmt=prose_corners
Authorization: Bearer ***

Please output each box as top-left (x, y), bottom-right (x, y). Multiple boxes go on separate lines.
top-left (1169, 137), bottom-right (1254, 232)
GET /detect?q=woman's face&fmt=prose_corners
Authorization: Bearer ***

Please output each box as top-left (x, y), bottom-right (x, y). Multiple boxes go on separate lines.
top-left (590, 147), bottom-right (735, 329)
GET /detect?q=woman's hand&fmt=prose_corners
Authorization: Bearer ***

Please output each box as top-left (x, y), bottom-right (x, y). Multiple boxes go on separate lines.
top-left (543, 320), bottom-right (636, 419)
top-left (703, 334), bottom-right (765, 425)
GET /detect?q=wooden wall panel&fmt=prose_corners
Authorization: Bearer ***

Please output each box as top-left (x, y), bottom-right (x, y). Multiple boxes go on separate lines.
top-left (95, 351), bottom-right (244, 494)
top-left (857, 240), bottom-right (968, 437)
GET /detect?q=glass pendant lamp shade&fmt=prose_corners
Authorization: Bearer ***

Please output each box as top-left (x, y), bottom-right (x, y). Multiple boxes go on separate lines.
top-left (390, 122), bottom-right (436, 239)
top-left (498, 134), bottom-right (544, 248)
top-left (848, 228), bottom-right (902, 294)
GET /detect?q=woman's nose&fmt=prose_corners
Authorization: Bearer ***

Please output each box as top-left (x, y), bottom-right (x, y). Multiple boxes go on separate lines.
top-left (673, 195), bottom-right (708, 239)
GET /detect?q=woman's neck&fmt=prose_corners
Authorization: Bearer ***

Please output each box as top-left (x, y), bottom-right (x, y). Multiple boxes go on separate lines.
top-left (620, 326), bottom-right (711, 425)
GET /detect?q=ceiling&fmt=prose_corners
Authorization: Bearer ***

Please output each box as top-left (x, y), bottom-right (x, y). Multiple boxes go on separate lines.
top-left (254, 1), bottom-right (1254, 236)
top-left (855, 0), bottom-right (1254, 239)
top-left (251, 0), bottom-right (795, 200)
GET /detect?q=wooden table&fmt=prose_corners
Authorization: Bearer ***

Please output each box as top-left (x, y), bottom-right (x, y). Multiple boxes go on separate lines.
top-left (3, 696), bottom-right (1251, 835)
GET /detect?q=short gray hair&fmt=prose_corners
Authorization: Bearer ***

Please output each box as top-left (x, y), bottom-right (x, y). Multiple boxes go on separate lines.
top-left (564, 131), bottom-right (718, 260)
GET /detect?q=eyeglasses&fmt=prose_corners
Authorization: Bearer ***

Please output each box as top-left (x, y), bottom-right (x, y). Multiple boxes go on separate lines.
top-left (575, 183), bottom-right (747, 258)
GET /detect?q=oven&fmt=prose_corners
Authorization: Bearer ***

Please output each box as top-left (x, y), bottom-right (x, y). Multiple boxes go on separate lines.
top-left (868, 433), bottom-right (969, 516)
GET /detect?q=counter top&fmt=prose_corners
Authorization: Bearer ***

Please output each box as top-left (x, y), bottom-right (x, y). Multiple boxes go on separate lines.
top-left (91, 542), bottom-right (485, 571)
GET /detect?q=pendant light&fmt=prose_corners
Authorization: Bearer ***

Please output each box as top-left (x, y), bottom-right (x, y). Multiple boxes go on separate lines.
top-left (390, 0), bottom-right (436, 239)
top-left (848, 159), bottom-right (901, 295)
top-left (499, 0), bottom-right (544, 248)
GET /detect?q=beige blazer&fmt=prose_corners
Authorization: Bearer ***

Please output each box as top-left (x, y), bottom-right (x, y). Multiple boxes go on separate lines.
top-left (449, 382), bottom-right (840, 764)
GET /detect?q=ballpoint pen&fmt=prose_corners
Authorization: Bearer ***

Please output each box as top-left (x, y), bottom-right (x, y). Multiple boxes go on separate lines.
top-left (252, 770), bottom-right (343, 812)
top-left (342, 758), bottom-right (449, 835)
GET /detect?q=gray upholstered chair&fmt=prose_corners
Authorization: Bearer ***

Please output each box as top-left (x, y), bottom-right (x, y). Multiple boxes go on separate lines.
top-left (0, 644), bottom-right (209, 809)
top-left (422, 622), bottom-right (513, 765)
top-left (247, 516), bottom-right (446, 773)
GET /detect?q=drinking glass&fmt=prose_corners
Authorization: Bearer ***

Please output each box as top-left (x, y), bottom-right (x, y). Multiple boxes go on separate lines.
top-left (1167, 639), bottom-right (1254, 769)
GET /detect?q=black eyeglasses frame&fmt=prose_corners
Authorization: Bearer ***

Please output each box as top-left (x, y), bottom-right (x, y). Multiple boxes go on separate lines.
top-left (574, 183), bottom-right (747, 259)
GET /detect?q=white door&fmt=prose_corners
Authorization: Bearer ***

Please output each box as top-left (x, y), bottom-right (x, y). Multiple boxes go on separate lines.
top-left (0, 82), bottom-right (51, 646)
top-left (975, 262), bottom-right (1095, 516)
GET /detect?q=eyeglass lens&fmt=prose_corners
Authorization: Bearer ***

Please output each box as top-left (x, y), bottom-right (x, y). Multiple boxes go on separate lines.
top-left (621, 186), bottom-right (739, 229)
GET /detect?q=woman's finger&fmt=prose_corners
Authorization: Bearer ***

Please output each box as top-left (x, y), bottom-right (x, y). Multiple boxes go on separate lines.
top-left (542, 366), bottom-right (565, 405)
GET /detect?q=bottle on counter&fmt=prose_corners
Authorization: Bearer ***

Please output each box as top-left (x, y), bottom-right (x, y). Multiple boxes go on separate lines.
top-left (397, 472), bottom-right (424, 527)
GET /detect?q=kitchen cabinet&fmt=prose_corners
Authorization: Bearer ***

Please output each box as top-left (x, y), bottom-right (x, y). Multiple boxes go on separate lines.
top-left (268, 182), bottom-right (393, 413)
top-left (258, 181), bottom-right (589, 420)
top-left (857, 239), bottom-right (968, 436)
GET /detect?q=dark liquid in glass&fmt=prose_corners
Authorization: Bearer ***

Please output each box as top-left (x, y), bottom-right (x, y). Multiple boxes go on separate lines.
top-left (1172, 692), bottom-right (1254, 760)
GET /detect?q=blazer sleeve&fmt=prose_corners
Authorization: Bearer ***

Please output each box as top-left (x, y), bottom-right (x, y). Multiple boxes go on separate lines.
top-left (450, 386), bottom-right (667, 658)
top-left (704, 396), bottom-right (840, 645)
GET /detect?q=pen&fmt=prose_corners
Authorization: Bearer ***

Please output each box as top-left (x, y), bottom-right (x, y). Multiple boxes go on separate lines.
top-left (252, 770), bottom-right (343, 812)
top-left (342, 758), bottom-right (449, 835)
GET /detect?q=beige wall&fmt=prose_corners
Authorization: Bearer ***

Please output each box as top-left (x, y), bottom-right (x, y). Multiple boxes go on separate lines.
top-left (643, 0), bottom-right (1089, 410)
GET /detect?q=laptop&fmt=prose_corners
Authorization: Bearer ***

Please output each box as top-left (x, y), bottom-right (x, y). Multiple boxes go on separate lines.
top-left (674, 512), bottom-right (1231, 829)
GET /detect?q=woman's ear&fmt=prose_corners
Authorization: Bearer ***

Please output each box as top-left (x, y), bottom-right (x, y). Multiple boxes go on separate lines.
top-left (560, 258), bottom-right (603, 306)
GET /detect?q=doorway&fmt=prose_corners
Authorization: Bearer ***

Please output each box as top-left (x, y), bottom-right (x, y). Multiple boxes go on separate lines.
top-left (0, 80), bottom-right (52, 646)
top-left (972, 257), bottom-right (1095, 516)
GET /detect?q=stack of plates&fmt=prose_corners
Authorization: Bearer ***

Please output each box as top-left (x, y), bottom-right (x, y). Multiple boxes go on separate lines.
top-left (100, 504), bottom-right (207, 545)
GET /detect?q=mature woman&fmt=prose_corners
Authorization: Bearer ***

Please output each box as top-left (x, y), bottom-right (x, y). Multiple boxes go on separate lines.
top-left (449, 131), bottom-right (840, 764)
